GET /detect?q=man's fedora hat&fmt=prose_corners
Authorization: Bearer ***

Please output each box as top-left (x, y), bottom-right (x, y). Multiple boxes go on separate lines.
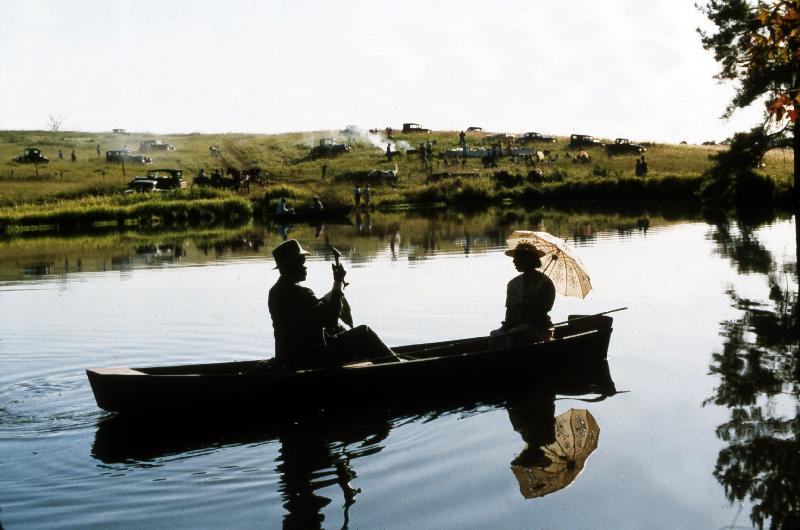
top-left (272, 239), bottom-right (309, 269)
top-left (504, 241), bottom-right (546, 258)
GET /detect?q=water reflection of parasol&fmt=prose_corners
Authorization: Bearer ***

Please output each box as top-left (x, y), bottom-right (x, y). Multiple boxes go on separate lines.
top-left (505, 230), bottom-right (592, 298)
top-left (511, 408), bottom-right (600, 499)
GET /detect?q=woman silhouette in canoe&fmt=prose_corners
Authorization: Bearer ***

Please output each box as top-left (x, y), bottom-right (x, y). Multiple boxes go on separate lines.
top-left (491, 242), bottom-right (556, 345)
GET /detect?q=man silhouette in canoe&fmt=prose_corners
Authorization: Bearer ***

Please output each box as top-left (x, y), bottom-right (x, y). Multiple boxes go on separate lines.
top-left (268, 239), bottom-right (397, 371)
top-left (491, 242), bottom-right (556, 345)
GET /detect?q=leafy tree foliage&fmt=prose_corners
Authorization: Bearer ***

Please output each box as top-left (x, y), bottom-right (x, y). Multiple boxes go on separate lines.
top-left (700, 126), bottom-right (777, 204)
top-left (698, 0), bottom-right (799, 201)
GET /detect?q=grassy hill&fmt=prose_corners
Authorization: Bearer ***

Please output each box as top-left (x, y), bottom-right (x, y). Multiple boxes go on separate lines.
top-left (0, 128), bottom-right (794, 231)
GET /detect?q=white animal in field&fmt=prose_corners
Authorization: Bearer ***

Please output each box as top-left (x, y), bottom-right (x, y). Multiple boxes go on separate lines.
top-left (367, 163), bottom-right (398, 183)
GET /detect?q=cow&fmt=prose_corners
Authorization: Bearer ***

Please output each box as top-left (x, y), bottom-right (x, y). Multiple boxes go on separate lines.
top-left (367, 164), bottom-right (399, 186)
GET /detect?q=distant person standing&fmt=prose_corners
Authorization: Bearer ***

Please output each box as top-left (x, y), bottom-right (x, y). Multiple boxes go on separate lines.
top-left (386, 143), bottom-right (391, 161)
top-left (635, 158), bottom-right (643, 177)
top-left (96, 144), bottom-right (101, 156)
top-left (459, 130), bottom-right (466, 146)
top-left (364, 184), bottom-right (371, 206)
top-left (70, 149), bottom-right (76, 162)
top-left (353, 185), bottom-right (362, 207)
top-left (58, 149), bottom-right (64, 160)
top-left (640, 156), bottom-right (648, 177)
top-left (321, 163), bottom-right (327, 180)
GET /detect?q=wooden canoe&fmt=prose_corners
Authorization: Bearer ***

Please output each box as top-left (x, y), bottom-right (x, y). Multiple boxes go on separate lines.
top-left (91, 359), bottom-right (617, 463)
top-left (86, 314), bottom-right (614, 415)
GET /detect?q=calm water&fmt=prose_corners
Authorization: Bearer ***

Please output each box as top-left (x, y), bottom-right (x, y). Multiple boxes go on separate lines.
top-left (1, 206), bottom-right (797, 529)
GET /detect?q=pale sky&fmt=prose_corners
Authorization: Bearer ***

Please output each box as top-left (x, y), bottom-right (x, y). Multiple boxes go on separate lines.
top-left (0, 0), bottom-right (767, 143)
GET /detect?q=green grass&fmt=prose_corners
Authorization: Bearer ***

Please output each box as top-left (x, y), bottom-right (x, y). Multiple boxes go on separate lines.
top-left (0, 190), bottom-right (252, 233)
top-left (0, 129), bottom-right (794, 229)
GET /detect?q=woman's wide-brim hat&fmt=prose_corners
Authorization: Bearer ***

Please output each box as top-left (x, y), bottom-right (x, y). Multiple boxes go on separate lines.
top-left (504, 241), bottom-right (546, 258)
top-left (272, 239), bottom-right (309, 269)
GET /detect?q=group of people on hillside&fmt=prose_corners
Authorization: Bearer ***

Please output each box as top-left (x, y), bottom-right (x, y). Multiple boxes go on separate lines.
top-left (353, 185), bottom-right (371, 207)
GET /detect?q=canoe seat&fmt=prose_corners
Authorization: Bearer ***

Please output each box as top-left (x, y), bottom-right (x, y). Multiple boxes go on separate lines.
top-left (88, 367), bottom-right (146, 376)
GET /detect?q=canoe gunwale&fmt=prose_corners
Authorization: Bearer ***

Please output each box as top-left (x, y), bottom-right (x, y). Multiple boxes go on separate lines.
top-left (86, 315), bottom-right (614, 414)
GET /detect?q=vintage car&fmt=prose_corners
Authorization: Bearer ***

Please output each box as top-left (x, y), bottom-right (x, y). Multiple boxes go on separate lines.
top-left (606, 138), bottom-right (646, 155)
top-left (139, 140), bottom-right (176, 152)
top-left (13, 148), bottom-right (49, 164)
top-left (568, 134), bottom-right (604, 148)
top-left (483, 133), bottom-right (516, 143)
top-left (106, 150), bottom-right (152, 164)
top-left (517, 132), bottom-right (557, 144)
top-left (125, 168), bottom-right (187, 192)
top-left (310, 138), bottom-right (351, 158)
top-left (402, 123), bottom-right (431, 133)
top-left (124, 178), bottom-right (160, 193)
top-left (127, 154), bottom-right (153, 164)
top-left (466, 126), bottom-right (483, 132)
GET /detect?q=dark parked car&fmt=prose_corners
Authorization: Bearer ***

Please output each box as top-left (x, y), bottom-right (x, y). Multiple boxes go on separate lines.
top-left (517, 132), bottom-right (557, 144)
top-left (127, 154), bottom-right (153, 164)
top-left (466, 126), bottom-right (483, 132)
top-left (13, 148), bottom-right (49, 164)
top-left (310, 138), bottom-right (351, 158)
top-left (125, 168), bottom-right (186, 192)
top-left (606, 138), bottom-right (646, 155)
top-left (106, 150), bottom-right (152, 164)
top-left (568, 134), bottom-right (603, 148)
top-left (402, 123), bottom-right (431, 133)
top-left (124, 178), bottom-right (159, 193)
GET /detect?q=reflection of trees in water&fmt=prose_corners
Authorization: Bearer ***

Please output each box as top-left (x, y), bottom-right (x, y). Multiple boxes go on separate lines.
top-left (706, 214), bottom-right (799, 529)
top-left (1, 206), bottom-right (693, 281)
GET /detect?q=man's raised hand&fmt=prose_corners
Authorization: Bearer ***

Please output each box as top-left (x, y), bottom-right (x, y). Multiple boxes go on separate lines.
top-left (332, 263), bottom-right (347, 284)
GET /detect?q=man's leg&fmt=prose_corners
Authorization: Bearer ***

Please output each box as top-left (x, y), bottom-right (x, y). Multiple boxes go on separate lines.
top-left (326, 325), bottom-right (397, 364)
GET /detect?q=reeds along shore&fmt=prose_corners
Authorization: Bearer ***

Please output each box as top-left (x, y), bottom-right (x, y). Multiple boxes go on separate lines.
top-left (0, 129), bottom-right (794, 233)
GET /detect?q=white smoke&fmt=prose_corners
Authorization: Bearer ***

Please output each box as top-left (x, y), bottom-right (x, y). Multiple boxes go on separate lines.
top-left (303, 126), bottom-right (413, 152)
top-left (340, 125), bottom-right (412, 152)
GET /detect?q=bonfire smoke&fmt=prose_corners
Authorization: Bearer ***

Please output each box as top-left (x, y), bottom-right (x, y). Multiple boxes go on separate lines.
top-left (341, 126), bottom-right (412, 152)
top-left (305, 126), bottom-right (412, 152)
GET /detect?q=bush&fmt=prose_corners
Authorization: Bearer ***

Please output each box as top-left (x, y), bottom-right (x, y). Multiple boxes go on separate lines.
top-left (263, 184), bottom-right (303, 200)
top-left (700, 126), bottom-right (777, 206)
top-left (548, 168), bottom-right (569, 182)
top-left (592, 165), bottom-right (611, 177)
top-left (453, 180), bottom-right (493, 203)
top-left (491, 170), bottom-right (523, 189)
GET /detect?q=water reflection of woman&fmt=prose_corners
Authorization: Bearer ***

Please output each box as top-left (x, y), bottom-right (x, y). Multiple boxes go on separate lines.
top-left (507, 389), bottom-right (556, 468)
